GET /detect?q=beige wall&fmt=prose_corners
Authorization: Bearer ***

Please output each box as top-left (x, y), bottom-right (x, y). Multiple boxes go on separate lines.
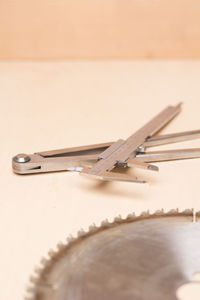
top-left (0, 0), bottom-right (200, 59)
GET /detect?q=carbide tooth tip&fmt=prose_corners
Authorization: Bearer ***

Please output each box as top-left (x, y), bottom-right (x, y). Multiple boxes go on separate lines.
top-left (48, 248), bottom-right (57, 258)
top-left (101, 219), bottom-right (109, 227)
top-left (57, 242), bottom-right (65, 250)
top-left (154, 209), bottom-right (164, 215)
top-left (40, 257), bottom-right (48, 266)
top-left (114, 215), bottom-right (122, 222)
top-left (24, 296), bottom-right (34, 300)
top-left (89, 223), bottom-right (97, 232)
top-left (195, 210), bottom-right (200, 219)
top-left (167, 208), bottom-right (179, 215)
top-left (182, 208), bottom-right (194, 215)
top-left (34, 266), bottom-right (42, 275)
top-left (30, 275), bottom-right (38, 284)
top-left (26, 286), bottom-right (36, 293)
top-left (77, 229), bottom-right (86, 237)
top-left (140, 210), bottom-right (150, 217)
top-left (66, 235), bottom-right (75, 243)
top-left (126, 212), bottom-right (136, 219)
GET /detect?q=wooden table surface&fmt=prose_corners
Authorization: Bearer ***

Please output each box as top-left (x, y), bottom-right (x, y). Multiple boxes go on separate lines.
top-left (1, 0), bottom-right (200, 59)
top-left (1, 60), bottom-right (200, 300)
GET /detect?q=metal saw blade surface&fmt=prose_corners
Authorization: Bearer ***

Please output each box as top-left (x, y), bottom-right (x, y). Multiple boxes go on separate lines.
top-left (31, 210), bottom-right (200, 300)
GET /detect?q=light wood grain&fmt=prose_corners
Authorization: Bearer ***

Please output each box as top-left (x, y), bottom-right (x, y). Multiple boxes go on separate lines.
top-left (0, 1), bottom-right (200, 58)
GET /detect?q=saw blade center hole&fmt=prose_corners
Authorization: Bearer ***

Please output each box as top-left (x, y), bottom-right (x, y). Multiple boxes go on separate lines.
top-left (176, 273), bottom-right (200, 300)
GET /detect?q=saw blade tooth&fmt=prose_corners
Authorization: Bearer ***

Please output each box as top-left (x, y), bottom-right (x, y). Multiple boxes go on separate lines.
top-left (29, 275), bottom-right (39, 284)
top-left (77, 228), bottom-right (86, 237)
top-left (153, 209), bottom-right (165, 216)
top-left (195, 210), bottom-right (200, 221)
top-left (57, 241), bottom-right (65, 250)
top-left (89, 223), bottom-right (98, 232)
top-left (48, 248), bottom-right (57, 258)
top-left (26, 286), bottom-right (36, 293)
top-left (34, 266), bottom-right (43, 275)
top-left (140, 210), bottom-right (150, 217)
top-left (181, 208), bottom-right (194, 215)
top-left (167, 208), bottom-right (179, 215)
top-left (66, 234), bottom-right (75, 243)
top-left (101, 219), bottom-right (110, 228)
top-left (114, 215), bottom-right (122, 223)
top-left (36, 282), bottom-right (57, 292)
top-left (126, 212), bottom-right (136, 220)
top-left (24, 295), bottom-right (34, 300)
top-left (40, 257), bottom-right (49, 267)
top-left (25, 287), bottom-right (35, 300)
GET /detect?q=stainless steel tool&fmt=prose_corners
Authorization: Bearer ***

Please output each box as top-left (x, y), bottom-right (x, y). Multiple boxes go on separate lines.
top-left (26, 209), bottom-right (200, 300)
top-left (12, 103), bottom-right (200, 183)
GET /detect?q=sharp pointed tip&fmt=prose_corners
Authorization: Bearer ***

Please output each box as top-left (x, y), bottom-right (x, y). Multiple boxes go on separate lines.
top-left (150, 165), bottom-right (159, 172)
top-left (139, 179), bottom-right (147, 184)
top-left (177, 101), bottom-right (183, 108)
top-left (148, 164), bottom-right (159, 172)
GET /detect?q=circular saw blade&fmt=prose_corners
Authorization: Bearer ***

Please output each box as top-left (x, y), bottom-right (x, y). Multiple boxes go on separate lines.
top-left (28, 209), bottom-right (200, 300)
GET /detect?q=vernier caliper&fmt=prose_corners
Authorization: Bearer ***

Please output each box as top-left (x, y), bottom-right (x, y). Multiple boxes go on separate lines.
top-left (12, 103), bottom-right (200, 183)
